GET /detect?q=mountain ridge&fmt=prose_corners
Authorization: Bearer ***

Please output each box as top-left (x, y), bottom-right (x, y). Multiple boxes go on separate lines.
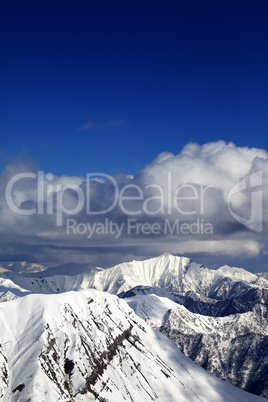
top-left (1, 289), bottom-right (263, 401)
top-left (1, 253), bottom-right (268, 399)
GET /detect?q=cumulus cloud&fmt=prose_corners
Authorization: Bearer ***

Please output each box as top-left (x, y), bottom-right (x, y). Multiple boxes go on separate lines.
top-left (0, 141), bottom-right (267, 271)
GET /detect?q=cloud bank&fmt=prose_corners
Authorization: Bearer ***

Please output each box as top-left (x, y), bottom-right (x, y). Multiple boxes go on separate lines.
top-left (0, 141), bottom-right (267, 272)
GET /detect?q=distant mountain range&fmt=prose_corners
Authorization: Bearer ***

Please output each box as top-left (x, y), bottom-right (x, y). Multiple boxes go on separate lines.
top-left (0, 253), bottom-right (267, 400)
top-left (0, 261), bottom-right (47, 275)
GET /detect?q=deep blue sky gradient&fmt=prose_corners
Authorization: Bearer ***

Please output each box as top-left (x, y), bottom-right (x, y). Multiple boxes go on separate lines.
top-left (1, 0), bottom-right (268, 175)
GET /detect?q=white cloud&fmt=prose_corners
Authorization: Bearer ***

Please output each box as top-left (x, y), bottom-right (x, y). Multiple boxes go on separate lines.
top-left (175, 239), bottom-right (262, 257)
top-left (0, 140), bottom-right (267, 269)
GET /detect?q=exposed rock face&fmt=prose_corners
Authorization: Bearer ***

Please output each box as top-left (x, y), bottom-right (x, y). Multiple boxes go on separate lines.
top-left (124, 293), bottom-right (268, 399)
top-left (161, 305), bottom-right (268, 398)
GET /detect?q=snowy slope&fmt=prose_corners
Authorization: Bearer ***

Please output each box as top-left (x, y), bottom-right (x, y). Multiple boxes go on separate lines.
top-left (1, 253), bottom-right (268, 318)
top-left (126, 293), bottom-right (178, 329)
top-left (81, 253), bottom-right (266, 295)
top-left (0, 277), bottom-right (30, 302)
top-left (10, 252), bottom-right (267, 298)
top-left (0, 289), bottom-right (265, 402)
top-left (0, 267), bottom-right (100, 302)
top-left (257, 273), bottom-right (268, 281)
top-left (125, 293), bottom-right (268, 398)
top-left (2, 254), bottom-right (218, 296)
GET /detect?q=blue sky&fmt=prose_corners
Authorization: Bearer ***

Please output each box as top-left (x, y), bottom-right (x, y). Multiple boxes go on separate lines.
top-left (1, 0), bottom-right (268, 176)
top-left (1, 1), bottom-right (268, 271)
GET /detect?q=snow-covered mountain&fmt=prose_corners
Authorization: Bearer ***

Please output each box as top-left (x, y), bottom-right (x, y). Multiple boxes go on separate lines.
top-left (125, 293), bottom-right (268, 398)
top-left (78, 253), bottom-right (267, 298)
top-left (257, 272), bottom-right (268, 281)
top-left (0, 276), bottom-right (30, 302)
top-left (0, 289), bottom-right (264, 402)
top-left (1, 253), bottom-right (268, 399)
top-left (2, 253), bottom-right (267, 317)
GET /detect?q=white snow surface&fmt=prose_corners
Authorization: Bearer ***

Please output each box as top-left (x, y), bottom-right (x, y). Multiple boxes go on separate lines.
top-left (1, 253), bottom-right (265, 303)
top-left (125, 293), bottom-right (268, 336)
top-left (0, 289), bottom-right (264, 401)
